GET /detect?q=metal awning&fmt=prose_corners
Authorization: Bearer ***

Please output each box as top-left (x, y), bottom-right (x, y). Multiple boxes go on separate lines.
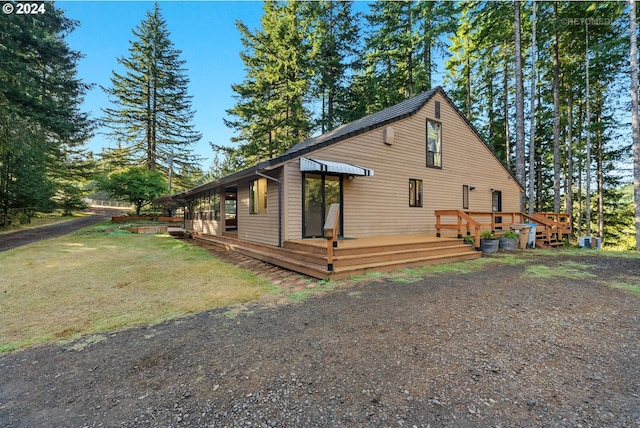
top-left (300, 158), bottom-right (374, 176)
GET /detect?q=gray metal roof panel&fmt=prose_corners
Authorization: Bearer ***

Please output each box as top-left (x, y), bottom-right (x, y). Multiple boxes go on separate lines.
top-left (284, 88), bottom-right (437, 155)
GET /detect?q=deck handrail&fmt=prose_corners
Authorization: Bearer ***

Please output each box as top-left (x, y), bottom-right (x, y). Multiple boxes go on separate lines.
top-left (435, 210), bottom-right (481, 247)
top-left (323, 203), bottom-right (340, 272)
top-left (436, 210), bottom-right (569, 248)
top-left (464, 211), bottom-right (525, 232)
top-left (529, 212), bottom-right (572, 235)
top-left (522, 212), bottom-right (571, 244)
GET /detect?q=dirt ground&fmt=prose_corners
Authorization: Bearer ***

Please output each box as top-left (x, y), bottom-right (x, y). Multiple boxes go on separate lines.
top-left (0, 250), bottom-right (639, 428)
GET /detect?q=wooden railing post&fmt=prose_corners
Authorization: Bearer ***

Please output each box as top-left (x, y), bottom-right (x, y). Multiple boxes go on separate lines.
top-left (435, 210), bottom-right (481, 250)
top-left (323, 203), bottom-right (340, 272)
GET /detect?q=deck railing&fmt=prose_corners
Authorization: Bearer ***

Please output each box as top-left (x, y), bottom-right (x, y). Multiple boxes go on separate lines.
top-left (434, 210), bottom-right (482, 247)
top-left (436, 210), bottom-right (570, 248)
top-left (528, 212), bottom-right (572, 237)
top-left (464, 211), bottom-right (525, 232)
top-left (323, 203), bottom-right (340, 272)
top-left (523, 213), bottom-right (571, 244)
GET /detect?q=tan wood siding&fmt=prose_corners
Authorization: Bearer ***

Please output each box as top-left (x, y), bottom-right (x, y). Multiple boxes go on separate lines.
top-left (283, 161), bottom-right (303, 241)
top-left (185, 91), bottom-right (522, 242)
top-left (236, 176), bottom-right (281, 246)
top-left (287, 92), bottom-right (521, 238)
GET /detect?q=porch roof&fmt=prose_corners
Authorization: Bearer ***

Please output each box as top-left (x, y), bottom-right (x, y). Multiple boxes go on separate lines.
top-left (300, 158), bottom-right (374, 176)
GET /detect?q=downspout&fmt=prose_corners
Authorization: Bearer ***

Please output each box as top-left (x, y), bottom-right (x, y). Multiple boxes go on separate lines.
top-left (255, 169), bottom-right (283, 248)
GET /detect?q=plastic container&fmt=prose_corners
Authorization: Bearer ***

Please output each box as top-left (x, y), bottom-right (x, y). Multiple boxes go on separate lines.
top-left (509, 224), bottom-right (531, 250)
top-left (525, 223), bottom-right (537, 248)
top-left (579, 236), bottom-right (602, 250)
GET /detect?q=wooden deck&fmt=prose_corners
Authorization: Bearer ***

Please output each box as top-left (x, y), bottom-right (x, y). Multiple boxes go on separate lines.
top-left (193, 232), bottom-right (481, 280)
top-left (188, 209), bottom-right (571, 280)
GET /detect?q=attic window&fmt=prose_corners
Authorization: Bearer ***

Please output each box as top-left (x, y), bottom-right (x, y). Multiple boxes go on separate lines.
top-left (435, 101), bottom-right (441, 119)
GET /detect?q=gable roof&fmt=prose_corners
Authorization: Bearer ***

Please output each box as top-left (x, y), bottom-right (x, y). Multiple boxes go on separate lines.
top-left (177, 86), bottom-right (522, 198)
top-left (283, 87), bottom-right (437, 156)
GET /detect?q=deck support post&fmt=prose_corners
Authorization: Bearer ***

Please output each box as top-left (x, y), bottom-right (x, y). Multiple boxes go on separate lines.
top-left (324, 204), bottom-right (340, 273)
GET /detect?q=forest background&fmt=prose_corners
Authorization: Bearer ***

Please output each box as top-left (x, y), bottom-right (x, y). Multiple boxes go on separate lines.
top-left (1, 1), bottom-right (638, 250)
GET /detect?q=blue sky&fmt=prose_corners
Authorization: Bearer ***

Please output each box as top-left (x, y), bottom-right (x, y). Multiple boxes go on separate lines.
top-left (60, 1), bottom-right (267, 169)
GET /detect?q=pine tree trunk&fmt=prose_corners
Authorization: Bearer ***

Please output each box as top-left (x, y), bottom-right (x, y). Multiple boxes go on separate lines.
top-left (596, 90), bottom-right (604, 239)
top-left (576, 98), bottom-right (584, 237)
top-left (514, 0), bottom-right (526, 212)
top-left (528, 0), bottom-right (537, 215)
top-left (488, 75), bottom-right (495, 142)
top-left (465, 43), bottom-right (471, 119)
top-left (585, 23), bottom-right (592, 236)
top-left (328, 87), bottom-right (334, 131)
top-left (631, 0), bottom-right (640, 251)
top-left (503, 53), bottom-right (511, 171)
top-left (407, 1), bottom-right (413, 97)
top-left (423, 1), bottom-right (433, 91)
top-left (424, 35), bottom-right (432, 91)
top-left (577, 160), bottom-right (583, 237)
top-left (566, 90), bottom-right (574, 233)
top-left (321, 93), bottom-right (327, 134)
top-left (552, 2), bottom-right (561, 213)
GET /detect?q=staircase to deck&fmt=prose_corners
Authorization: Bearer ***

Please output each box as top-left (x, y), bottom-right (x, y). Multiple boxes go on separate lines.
top-left (192, 232), bottom-right (480, 280)
top-left (525, 212), bottom-right (571, 248)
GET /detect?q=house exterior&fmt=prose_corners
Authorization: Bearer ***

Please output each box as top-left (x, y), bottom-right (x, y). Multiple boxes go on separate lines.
top-left (177, 87), bottom-right (523, 254)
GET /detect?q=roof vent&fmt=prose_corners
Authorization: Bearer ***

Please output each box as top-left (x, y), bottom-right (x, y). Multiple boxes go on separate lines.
top-left (383, 126), bottom-right (395, 145)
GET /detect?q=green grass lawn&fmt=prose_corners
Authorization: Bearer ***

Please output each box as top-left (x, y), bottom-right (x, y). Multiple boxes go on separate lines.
top-left (2, 221), bottom-right (639, 353)
top-left (0, 222), bottom-right (278, 352)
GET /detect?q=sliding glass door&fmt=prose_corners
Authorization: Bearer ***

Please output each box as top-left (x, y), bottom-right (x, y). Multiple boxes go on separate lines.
top-left (303, 173), bottom-right (342, 238)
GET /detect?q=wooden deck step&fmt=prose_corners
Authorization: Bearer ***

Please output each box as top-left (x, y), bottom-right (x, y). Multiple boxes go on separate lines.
top-left (283, 237), bottom-right (464, 256)
top-left (332, 244), bottom-right (475, 268)
top-left (167, 226), bottom-right (185, 237)
top-left (330, 250), bottom-right (482, 280)
top-left (194, 234), bottom-right (330, 278)
top-left (535, 239), bottom-right (564, 248)
top-left (192, 233), bottom-right (481, 280)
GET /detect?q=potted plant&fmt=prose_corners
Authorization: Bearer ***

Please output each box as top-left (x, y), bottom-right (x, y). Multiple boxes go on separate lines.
top-left (480, 231), bottom-right (499, 253)
top-left (499, 231), bottom-right (519, 251)
top-left (463, 236), bottom-right (475, 248)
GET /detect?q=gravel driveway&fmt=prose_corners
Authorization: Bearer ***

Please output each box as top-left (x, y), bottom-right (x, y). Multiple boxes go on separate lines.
top-left (0, 252), bottom-right (639, 427)
top-left (0, 208), bottom-right (122, 252)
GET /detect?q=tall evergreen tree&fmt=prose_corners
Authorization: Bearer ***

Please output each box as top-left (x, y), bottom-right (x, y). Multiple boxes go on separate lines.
top-left (364, 0), bottom-right (414, 108)
top-left (363, 0), bottom-right (456, 112)
top-left (632, 0), bottom-right (640, 250)
top-left (302, 0), bottom-right (360, 133)
top-left (528, 0), bottom-right (538, 214)
top-left (514, 0), bottom-right (526, 210)
top-left (225, 1), bottom-right (312, 162)
top-left (0, 4), bottom-right (92, 225)
top-left (415, 1), bottom-right (458, 92)
top-left (445, 2), bottom-right (478, 121)
top-left (444, 1), bottom-right (631, 246)
top-left (101, 2), bottom-right (202, 191)
top-left (446, 1), bottom-right (515, 164)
